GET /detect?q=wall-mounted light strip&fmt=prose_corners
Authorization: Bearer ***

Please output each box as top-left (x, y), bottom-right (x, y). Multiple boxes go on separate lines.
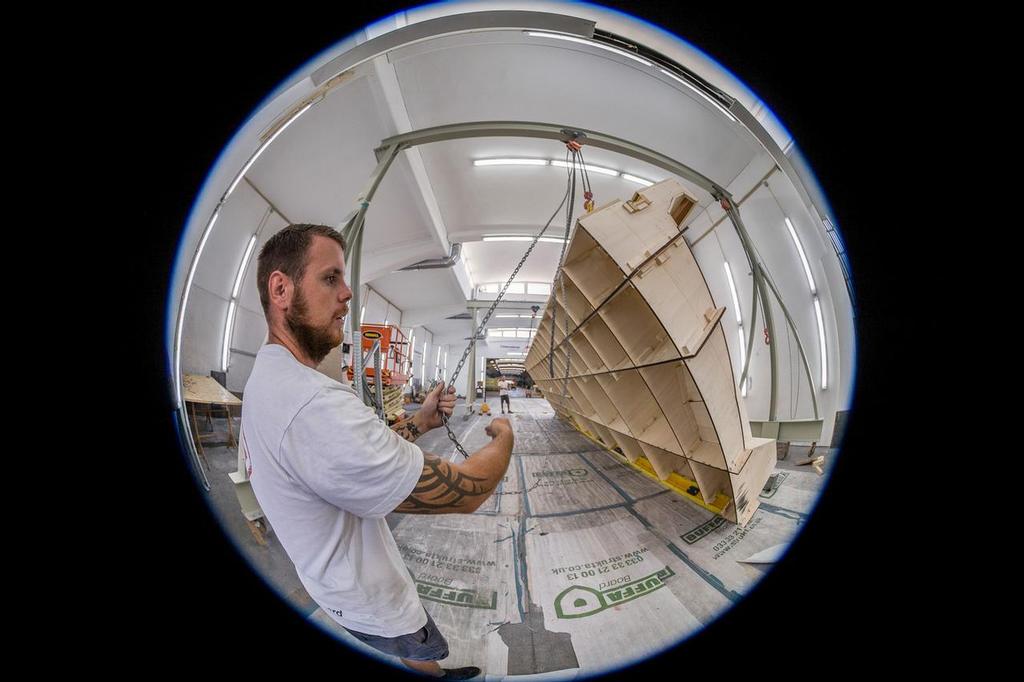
top-left (173, 207), bottom-right (220, 406)
top-left (222, 300), bottom-right (236, 372)
top-left (621, 173), bottom-right (654, 187)
top-left (724, 262), bottom-right (742, 325)
top-left (524, 31), bottom-right (653, 67)
top-left (360, 305), bottom-right (366, 324)
top-left (408, 331), bottom-right (415, 374)
top-left (785, 216), bottom-right (827, 389)
top-left (226, 101), bottom-right (315, 199)
top-left (231, 235), bottom-right (258, 299)
top-left (482, 235), bottom-right (566, 243)
top-left (421, 340), bottom-right (428, 383)
top-left (220, 234), bottom-right (260, 373)
top-left (737, 327), bottom-right (748, 397)
top-left (814, 297), bottom-right (828, 390)
top-left (724, 260), bottom-right (748, 397)
top-left (657, 69), bottom-right (736, 123)
top-left (785, 217), bottom-right (816, 294)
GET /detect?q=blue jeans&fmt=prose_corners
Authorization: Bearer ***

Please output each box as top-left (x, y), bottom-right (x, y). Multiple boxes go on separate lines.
top-left (343, 608), bottom-right (450, 661)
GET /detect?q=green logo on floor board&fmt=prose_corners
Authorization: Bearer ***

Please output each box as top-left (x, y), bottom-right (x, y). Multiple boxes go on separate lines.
top-left (416, 581), bottom-right (497, 610)
top-left (553, 567), bottom-right (675, 619)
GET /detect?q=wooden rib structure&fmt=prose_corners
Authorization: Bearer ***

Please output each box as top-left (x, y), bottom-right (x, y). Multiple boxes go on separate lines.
top-left (525, 180), bottom-right (776, 526)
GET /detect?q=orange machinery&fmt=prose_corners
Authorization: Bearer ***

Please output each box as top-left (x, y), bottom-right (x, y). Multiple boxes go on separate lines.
top-left (347, 324), bottom-right (411, 386)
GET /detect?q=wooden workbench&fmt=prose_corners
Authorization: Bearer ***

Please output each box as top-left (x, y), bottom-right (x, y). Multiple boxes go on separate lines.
top-left (183, 374), bottom-right (242, 467)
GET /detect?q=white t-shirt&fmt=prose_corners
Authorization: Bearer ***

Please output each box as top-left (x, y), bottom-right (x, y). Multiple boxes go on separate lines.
top-left (239, 344), bottom-right (426, 637)
top-left (499, 382), bottom-right (509, 397)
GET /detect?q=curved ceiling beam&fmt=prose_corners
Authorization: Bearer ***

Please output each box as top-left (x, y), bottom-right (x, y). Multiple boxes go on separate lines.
top-left (310, 11), bottom-right (596, 88)
top-left (375, 120), bottom-right (733, 202)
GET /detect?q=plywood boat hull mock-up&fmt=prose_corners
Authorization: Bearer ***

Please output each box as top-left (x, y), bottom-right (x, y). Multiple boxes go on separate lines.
top-left (526, 180), bottom-right (776, 526)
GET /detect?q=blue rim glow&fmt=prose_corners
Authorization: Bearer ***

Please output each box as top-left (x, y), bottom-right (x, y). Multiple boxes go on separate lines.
top-left (164, 1), bottom-right (858, 676)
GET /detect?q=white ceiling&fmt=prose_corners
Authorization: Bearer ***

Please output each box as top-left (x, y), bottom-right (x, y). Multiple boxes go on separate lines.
top-left (186, 4), bottom-right (838, 369)
top-left (234, 23), bottom-right (764, 323)
top-left (462, 240), bottom-right (563, 286)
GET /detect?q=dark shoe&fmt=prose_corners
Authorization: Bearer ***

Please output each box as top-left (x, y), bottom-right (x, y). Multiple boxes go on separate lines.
top-left (441, 666), bottom-right (481, 680)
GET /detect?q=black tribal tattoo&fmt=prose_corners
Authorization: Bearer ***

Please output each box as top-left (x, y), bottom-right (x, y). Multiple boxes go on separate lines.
top-left (392, 418), bottom-right (421, 443)
top-left (394, 455), bottom-right (489, 514)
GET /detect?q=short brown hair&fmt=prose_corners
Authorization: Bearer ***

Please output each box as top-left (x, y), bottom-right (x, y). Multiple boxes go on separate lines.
top-left (256, 223), bottom-right (346, 314)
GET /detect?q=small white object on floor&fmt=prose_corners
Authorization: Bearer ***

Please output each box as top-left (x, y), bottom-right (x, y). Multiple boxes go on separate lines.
top-left (738, 544), bottom-right (788, 565)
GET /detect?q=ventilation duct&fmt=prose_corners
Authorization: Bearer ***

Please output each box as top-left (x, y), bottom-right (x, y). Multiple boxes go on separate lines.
top-left (399, 243), bottom-right (462, 270)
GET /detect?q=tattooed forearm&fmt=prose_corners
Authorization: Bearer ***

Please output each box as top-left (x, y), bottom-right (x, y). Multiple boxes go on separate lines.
top-left (392, 418), bottom-right (421, 443)
top-left (395, 454), bottom-right (490, 514)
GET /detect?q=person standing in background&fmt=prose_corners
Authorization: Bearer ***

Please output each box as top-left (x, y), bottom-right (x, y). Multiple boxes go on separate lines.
top-left (499, 378), bottom-right (513, 414)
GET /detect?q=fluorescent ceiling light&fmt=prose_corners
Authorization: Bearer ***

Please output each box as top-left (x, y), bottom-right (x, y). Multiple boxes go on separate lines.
top-left (474, 158), bottom-right (548, 166)
top-left (524, 31), bottom-right (653, 67)
top-left (483, 235), bottom-right (566, 243)
top-left (231, 235), bottom-right (258, 300)
top-left (724, 262), bottom-right (742, 324)
top-left (621, 173), bottom-right (653, 187)
top-left (814, 297), bottom-right (828, 389)
top-left (222, 300), bottom-right (237, 372)
top-left (657, 69), bottom-right (736, 123)
top-left (550, 159), bottom-right (619, 176)
top-left (785, 217), bottom-right (817, 294)
top-left (737, 327), bottom-right (747, 381)
top-left (173, 207), bottom-right (219, 407)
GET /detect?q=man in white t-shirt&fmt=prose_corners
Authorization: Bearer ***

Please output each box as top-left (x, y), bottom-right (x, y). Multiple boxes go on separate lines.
top-left (498, 379), bottom-right (513, 414)
top-left (240, 224), bottom-right (513, 680)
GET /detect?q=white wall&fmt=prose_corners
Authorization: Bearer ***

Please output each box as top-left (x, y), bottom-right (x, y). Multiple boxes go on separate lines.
top-left (180, 186), bottom-right (421, 396)
top-left (671, 153), bottom-right (853, 445)
top-left (412, 327), bottom-right (436, 388)
top-left (359, 285), bottom-right (403, 327)
top-left (181, 181), bottom-right (287, 393)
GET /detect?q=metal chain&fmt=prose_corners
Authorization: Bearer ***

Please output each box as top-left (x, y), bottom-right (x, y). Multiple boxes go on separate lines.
top-left (437, 175), bottom-right (574, 458)
top-left (552, 148), bottom-right (577, 376)
top-left (559, 153), bottom-right (578, 401)
top-left (550, 147), bottom-right (578, 389)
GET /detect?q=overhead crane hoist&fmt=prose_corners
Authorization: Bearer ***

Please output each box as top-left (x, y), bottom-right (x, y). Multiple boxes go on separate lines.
top-left (431, 131), bottom-right (595, 458)
top-left (339, 121), bottom-right (821, 460)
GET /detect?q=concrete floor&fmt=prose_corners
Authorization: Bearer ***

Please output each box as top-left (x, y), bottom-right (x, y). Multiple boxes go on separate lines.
top-left (195, 393), bottom-right (834, 680)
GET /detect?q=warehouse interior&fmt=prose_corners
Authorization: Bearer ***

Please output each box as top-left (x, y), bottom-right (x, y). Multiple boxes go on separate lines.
top-left (166, 2), bottom-right (856, 679)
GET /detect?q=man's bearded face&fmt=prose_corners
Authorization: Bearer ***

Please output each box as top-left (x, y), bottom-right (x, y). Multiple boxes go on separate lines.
top-left (285, 280), bottom-right (342, 365)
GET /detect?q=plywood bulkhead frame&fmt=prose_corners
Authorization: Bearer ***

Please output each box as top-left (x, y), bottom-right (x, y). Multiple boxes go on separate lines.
top-left (528, 180), bottom-right (776, 525)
